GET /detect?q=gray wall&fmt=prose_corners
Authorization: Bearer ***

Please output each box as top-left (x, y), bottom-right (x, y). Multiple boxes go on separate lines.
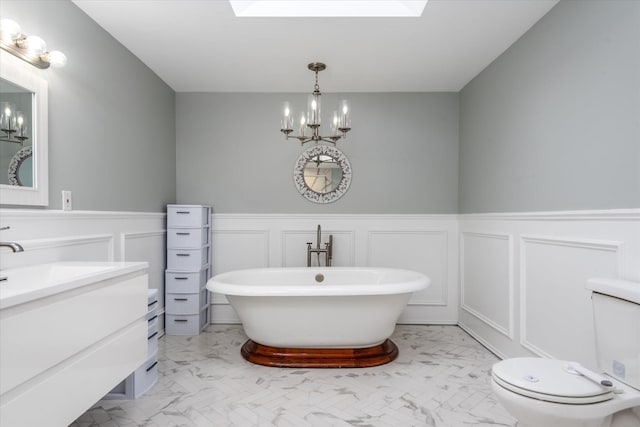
top-left (459, 0), bottom-right (640, 213)
top-left (0, 0), bottom-right (176, 212)
top-left (176, 92), bottom-right (459, 214)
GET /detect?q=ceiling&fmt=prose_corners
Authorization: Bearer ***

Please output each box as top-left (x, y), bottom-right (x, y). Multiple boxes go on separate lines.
top-left (72, 0), bottom-right (559, 93)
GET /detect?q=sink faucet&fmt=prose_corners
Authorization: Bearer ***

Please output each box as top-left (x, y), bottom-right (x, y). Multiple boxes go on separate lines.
top-left (0, 227), bottom-right (24, 252)
top-left (307, 224), bottom-right (333, 267)
top-left (0, 226), bottom-right (23, 282)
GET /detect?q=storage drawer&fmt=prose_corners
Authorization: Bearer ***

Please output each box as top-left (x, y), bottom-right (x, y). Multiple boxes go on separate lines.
top-left (165, 269), bottom-right (208, 293)
top-left (167, 247), bottom-right (210, 271)
top-left (167, 227), bottom-right (210, 248)
top-left (165, 306), bottom-right (208, 336)
top-left (167, 205), bottom-right (210, 228)
top-left (166, 290), bottom-right (206, 314)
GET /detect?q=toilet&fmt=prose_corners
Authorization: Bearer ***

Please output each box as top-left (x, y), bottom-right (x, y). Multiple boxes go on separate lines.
top-left (491, 278), bottom-right (640, 427)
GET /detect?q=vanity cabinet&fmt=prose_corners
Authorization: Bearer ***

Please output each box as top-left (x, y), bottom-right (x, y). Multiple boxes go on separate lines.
top-left (165, 204), bottom-right (211, 335)
top-left (0, 262), bottom-right (148, 427)
top-left (103, 289), bottom-right (159, 399)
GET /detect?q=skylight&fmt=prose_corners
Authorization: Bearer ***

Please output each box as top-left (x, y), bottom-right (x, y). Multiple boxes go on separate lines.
top-left (229, 1), bottom-right (428, 17)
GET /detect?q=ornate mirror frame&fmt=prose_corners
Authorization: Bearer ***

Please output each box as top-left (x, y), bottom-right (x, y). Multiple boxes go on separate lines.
top-left (293, 145), bottom-right (352, 204)
top-left (0, 50), bottom-right (48, 206)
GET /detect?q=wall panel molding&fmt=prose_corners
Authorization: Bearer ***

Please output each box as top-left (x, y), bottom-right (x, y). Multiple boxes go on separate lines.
top-left (458, 209), bottom-right (640, 222)
top-left (460, 231), bottom-right (514, 338)
top-left (0, 209), bottom-right (167, 334)
top-left (458, 210), bottom-right (637, 369)
top-left (211, 214), bottom-right (459, 324)
top-left (519, 235), bottom-right (622, 362)
top-left (368, 230), bottom-right (449, 306)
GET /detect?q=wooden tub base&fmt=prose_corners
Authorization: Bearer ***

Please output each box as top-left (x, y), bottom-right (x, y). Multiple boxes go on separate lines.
top-left (240, 339), bottom-right (399, 368)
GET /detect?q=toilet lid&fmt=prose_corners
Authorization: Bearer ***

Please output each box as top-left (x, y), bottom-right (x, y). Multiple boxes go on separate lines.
top-left (492, 358), bottom-right (614, 404)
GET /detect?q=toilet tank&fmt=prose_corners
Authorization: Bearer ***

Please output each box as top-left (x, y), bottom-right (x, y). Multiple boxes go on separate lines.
top-left (587, 278), bottom-right (640, 391)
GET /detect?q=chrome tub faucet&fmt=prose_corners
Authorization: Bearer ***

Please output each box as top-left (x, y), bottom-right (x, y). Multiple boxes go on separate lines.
top-left (307, 224), bottom-right (333, 267)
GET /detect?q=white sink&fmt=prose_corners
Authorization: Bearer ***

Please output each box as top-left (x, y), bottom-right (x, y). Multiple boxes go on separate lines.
top-left (0, 261), bottom-right (148, 309)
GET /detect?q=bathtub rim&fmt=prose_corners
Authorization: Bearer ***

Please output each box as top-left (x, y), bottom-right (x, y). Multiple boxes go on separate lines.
top-left (206, 267), bottom-right (429, 297)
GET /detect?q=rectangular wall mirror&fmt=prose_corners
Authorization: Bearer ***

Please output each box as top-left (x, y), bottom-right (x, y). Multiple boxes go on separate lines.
top-left (0, 50), bottom-right (48, 206)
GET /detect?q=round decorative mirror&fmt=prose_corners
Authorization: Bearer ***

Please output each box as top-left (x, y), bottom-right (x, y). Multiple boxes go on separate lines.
top-left (294, 145), bottom-right (352, 203)
top-left (8, 146), bottom-right (33, 187)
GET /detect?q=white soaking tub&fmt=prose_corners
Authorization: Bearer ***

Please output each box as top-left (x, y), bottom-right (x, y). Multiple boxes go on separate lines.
top-left (207, 267), bottom-right (429, 368)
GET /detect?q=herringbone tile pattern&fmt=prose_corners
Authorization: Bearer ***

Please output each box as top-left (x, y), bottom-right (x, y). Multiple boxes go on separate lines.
top-left (71, 325), bottom-right (516, 427)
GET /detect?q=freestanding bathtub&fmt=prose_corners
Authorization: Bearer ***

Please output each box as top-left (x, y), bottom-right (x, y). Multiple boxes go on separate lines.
top-left (207, 267), bottom-right (429, 368)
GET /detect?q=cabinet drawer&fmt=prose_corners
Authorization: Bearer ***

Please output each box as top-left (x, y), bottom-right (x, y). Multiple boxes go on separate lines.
top-left (0, 274), bottom-right (148, 396)
top-left (147, 329), bottom-right (159, 356)
top-left (167, 247), bottom-right (210, 271)
top-left (165, 270), bottom-right (208, 293)
top-left (166, 290), bottom-right (206, 314)
top-left (133, 351), bottom-right (159, 398)
top-left (167, 227), bottom-right (209, 248)
top-left (165, 306), bottom-right (208, 336)
top-left (147, 289), bottom-right (159, 319)
top-left (167, 205), bottom-right (210, 227)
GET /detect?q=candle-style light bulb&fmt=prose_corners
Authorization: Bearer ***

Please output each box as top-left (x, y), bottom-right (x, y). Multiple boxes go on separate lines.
top-left (281, 101), bottom-right (293, 131)
top-left (2, 105), bottom-right (14, 130)
top-left (339, 99), bottom-right (351, 131)
top-left (307, 94), bottom-right (321, 126)
top-left (299, 112), bottom-right (306, 137)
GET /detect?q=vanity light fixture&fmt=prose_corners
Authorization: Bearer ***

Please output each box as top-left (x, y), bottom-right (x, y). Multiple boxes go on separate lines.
top-left (0, 18), bottom-right (67, 69)
top-left (281, 63), bottom-right (351, 145)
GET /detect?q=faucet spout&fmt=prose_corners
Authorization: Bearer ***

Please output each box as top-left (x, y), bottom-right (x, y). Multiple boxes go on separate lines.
top-left (0, 227), bottom-right (24, 252)
top-left (1, 242), bottom-right (24, 252)
top-left (316, 224), bottom-right (321, 249)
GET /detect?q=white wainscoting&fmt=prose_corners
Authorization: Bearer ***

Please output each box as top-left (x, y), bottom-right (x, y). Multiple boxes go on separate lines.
top-left (0, 209), bottom-right (166, 332)
top-left (210, 214), bottom-right (459, 325)
top-left (458, 209), bottom-right (640, 369)
top-left (460, 232), bottom-right (514, 339)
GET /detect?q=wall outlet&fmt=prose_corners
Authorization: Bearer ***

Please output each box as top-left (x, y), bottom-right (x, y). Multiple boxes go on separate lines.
top-left (62, 190), bottom-right (72, 211)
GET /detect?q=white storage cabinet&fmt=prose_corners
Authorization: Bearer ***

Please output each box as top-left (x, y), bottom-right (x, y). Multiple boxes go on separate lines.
top-left (165, 204), bottom-right (211, 336)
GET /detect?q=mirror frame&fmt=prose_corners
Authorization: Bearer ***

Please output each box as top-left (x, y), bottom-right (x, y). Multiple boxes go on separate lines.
top-left (293, 145), bottom-right (352, 204)
top-left (0, 50), bottom-right (48, 206)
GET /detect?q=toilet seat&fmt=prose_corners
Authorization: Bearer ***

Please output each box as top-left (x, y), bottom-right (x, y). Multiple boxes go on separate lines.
top-left (492, 358), bottom-right (614, 405)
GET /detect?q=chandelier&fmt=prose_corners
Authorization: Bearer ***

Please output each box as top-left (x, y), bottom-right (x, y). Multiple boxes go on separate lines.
top-left (280, 63), bottom-right (351, 145)
top-left (0, 102), bottom-right (28, 144)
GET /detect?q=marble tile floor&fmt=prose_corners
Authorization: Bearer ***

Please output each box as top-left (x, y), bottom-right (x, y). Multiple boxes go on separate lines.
top-left (71, 325), bottom-right (517, 427)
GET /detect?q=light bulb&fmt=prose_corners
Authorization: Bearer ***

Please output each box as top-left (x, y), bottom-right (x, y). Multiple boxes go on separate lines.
top-left (0, 19), bottom-right (22, 43)
top-left (41, 50), bottom-right (67, 67)
top-left (19, 35), bottom-right (47, 54)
